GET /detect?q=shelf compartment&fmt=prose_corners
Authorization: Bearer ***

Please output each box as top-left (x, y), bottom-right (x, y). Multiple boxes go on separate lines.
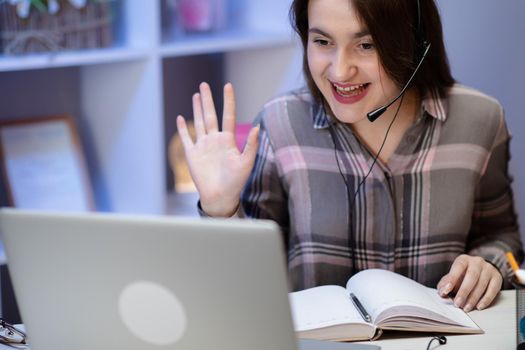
top-left (0, 47), bottom-right (149, 72)
top-left (160, 29), bottom-right (294, 57)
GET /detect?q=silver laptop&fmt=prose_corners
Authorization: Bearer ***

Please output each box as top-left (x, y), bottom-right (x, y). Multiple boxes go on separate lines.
top-left (0, 208), bottom-right (300, 350)
top-left (0, 209), bottom-right (378, 350)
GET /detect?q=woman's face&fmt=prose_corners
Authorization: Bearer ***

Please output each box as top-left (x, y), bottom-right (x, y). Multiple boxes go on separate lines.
top-left (307, 0), bottom-right (400, 124)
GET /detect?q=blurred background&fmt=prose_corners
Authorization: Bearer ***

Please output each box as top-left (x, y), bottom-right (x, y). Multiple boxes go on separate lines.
top-left (0, 0), bottom-right (523, 321)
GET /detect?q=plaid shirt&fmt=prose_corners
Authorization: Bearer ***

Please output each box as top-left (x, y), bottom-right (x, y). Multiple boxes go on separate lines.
top-left (236, 84), bottom-right (523, 291)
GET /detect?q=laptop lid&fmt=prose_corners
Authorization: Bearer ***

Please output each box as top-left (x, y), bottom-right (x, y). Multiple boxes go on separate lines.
top-left (0, 208), bottom-right (299, 350)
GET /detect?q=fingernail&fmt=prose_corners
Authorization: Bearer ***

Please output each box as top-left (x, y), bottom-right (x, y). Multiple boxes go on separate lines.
top-left (440, 282), bottom-right (452, 296)
top-left (464, 303), bottom-right (472, 312)
top-left (454, 297), bottom-right (463, 308)
top-left (477, 302), bottom-right (485, 310)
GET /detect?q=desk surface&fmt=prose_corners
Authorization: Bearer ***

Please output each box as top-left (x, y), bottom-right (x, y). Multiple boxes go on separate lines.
top-left (0, 290), bottom-right (516, 350)
top-left (359, 289), bottom-right (515, 350)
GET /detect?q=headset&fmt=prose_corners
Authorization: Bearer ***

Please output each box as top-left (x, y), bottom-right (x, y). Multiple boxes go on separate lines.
top-left (367, 0), bottom-right (432, 122)
top-left (426, 335), bottom-right (447, 350)
top-left (328, 0), bottom-right (431, 274)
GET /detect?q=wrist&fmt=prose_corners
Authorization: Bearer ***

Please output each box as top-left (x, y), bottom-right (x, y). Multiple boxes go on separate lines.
top-left (200, 199), bottom-right (240, 218)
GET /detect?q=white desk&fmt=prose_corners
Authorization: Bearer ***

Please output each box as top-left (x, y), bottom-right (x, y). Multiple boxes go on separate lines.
top-left (359, 289), bottom-right (515, 350)
top-left (0, 290), bottom-right (516, 350)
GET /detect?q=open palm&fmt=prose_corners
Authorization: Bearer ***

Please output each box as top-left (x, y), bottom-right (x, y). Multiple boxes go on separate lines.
top-left (176, 82), bottom-right (259, 217)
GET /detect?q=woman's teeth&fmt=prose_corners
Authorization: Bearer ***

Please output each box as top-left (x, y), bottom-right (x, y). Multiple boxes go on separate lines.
top-left (334, 83), bottom-right (367, 97)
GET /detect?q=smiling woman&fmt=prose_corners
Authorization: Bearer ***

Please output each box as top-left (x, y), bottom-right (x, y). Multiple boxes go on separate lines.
top-left (173, 0), bottom-right (523, 316)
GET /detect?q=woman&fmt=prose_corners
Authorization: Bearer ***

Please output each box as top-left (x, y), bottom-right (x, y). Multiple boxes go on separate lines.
top-left (175, 0), bottom-right (523, 313)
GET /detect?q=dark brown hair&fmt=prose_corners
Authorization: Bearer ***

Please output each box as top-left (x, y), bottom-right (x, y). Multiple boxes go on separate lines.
top-left (290, 0), bottom-right (455, 104)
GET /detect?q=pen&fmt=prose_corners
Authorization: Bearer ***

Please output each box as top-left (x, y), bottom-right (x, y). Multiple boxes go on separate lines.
top-left (506, 251), bottom-right (525, 284)
top-left (349, 292), bottom-right (372, 323)
top-left (507, 251), bottom-right (520, 271)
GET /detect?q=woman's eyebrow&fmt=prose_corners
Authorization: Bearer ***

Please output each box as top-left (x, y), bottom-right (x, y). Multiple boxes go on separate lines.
top-left (308, 27), bottom-right (371, 39)
top-left (353, 30), bottom-right (371, 39)
top-left (308, 27), bottom-right (332, 38)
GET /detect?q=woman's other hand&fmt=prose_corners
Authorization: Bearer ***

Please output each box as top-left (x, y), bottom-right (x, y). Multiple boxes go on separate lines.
top-left (437, 254), bottom-right (503, 312)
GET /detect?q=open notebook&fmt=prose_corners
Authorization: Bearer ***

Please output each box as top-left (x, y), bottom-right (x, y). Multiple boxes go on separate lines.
top-left (289, 269), bottom-right (482, 341)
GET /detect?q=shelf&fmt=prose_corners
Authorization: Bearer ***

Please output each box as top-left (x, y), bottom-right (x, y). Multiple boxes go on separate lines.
top-left (0, 47), bottom-right (150, 72)
top-left (160, 29), bottom-right (294, 58)
top-left (0, 0), bottom-right (300, 215)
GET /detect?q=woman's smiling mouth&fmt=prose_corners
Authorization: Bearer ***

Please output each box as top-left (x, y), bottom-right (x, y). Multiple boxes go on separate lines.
top-left (330, 82), bottom-right (370, 104)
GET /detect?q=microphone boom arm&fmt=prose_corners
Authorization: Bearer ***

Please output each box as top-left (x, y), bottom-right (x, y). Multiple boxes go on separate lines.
top-left (367, 42), bottom-right (431, 122)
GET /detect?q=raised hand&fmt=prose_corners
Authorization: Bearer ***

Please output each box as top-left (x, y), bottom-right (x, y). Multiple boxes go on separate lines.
top-left (176, 82), bottom-right (260, 217)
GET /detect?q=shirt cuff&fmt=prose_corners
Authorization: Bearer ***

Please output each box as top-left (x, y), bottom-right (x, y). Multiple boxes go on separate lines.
top-left (197, 200), bottom-right (243, 218)
top-left (474, 252), bottom-right (514, 289)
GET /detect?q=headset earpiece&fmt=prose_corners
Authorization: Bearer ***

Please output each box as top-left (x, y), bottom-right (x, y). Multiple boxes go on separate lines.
top-left (426, 335), bottom-right (447, 350)
top-left (437, 335), bottom-right (447, 345)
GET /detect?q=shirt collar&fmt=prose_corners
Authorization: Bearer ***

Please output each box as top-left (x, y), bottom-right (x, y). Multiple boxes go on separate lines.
top-left (421, 88), bottom-right (448, 122)
top-left (311, 88), bottom-right (448, 129)
top-left (312, 102), bottom-right (331, 129)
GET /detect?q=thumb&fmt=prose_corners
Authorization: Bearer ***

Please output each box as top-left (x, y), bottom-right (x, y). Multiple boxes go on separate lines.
top-left (241, 125), bottom-right (260, 167)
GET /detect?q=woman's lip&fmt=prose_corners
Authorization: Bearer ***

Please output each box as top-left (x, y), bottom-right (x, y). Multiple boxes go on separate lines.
top-left (330, 82), bottom-right (370, 104)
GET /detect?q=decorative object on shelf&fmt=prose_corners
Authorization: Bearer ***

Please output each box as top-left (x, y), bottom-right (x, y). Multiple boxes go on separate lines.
top-left (0, 115), bottom-right (94, 211)
top-left (5, 0), bottom-right (88, 19)
top-left (177, 0), bottom-right (226, 33)
top-left (0, 0), bottom-right (114, 55)
top-left (235, 123), bottom-right (251, 152)
top-left (169, 122), bottom-right (197, 193)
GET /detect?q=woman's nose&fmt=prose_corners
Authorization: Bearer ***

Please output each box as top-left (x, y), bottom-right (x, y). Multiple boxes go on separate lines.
top-left (331, 49), bottom-right (358, 81)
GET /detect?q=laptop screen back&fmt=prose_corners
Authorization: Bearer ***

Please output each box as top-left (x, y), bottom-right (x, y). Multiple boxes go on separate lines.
top-left (0, 209), bottom-right (298, 350)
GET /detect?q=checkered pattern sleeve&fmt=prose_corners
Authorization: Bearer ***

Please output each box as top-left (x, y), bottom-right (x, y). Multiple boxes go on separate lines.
top-left (467, 108), bottom-right (524, 288)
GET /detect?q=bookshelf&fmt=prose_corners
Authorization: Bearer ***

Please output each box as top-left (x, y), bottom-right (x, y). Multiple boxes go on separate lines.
top-left (0, 0), bottom-right (302, 214)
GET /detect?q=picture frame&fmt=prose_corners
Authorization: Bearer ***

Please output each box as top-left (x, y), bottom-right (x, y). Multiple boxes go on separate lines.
top-left (0, 115), bottom-right (94, 211)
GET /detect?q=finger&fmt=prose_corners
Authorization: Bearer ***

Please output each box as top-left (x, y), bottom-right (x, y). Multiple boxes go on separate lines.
top-left (222, 83), bottom-right (237, 134)
top-left (199, 82), bottom-right (219, 133)
top-left (476, 271), bottom-right (503, 310)
top-left (453, 257), bottom-right (484, 308)
top-left (241, 125), bottom-right (260, 166)
top-left (463, 265), bottom-right (491, 312)
top-left (436, 276), bottom-right (451, 297)
top-left (176, 115), bottom-right (194, 150)
top-left (192, 93), bottom-right (206, 137)
top-left (438, 255), bottom-right (468, 297)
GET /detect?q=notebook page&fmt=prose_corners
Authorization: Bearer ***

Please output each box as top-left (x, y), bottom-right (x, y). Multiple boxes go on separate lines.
top-left (289, 285), bottom-right (366, 331)
top-left (346, 269), bottom-right (476, 327)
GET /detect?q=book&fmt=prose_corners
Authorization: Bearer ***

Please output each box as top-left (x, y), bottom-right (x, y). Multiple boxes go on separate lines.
top-left (289, 269), bottom-right (483, 341)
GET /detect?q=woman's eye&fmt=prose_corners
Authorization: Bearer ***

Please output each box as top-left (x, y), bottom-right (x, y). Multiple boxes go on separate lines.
top-left (314, 39), bottom-right (330, 46)
top-left (360, 42), bottom-right (374, 50)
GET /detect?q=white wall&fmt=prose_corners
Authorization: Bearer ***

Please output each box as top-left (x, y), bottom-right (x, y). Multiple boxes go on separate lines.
top-left (437, 0), bottom-right (525, 240)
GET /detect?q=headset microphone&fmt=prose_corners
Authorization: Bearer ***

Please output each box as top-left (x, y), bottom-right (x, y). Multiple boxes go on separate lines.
top-left (366, 42), bottom-right (431, 122)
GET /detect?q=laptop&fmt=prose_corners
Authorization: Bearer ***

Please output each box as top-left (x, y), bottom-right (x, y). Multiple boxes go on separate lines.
top-left (0, 208), bottom-right (378, 350)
